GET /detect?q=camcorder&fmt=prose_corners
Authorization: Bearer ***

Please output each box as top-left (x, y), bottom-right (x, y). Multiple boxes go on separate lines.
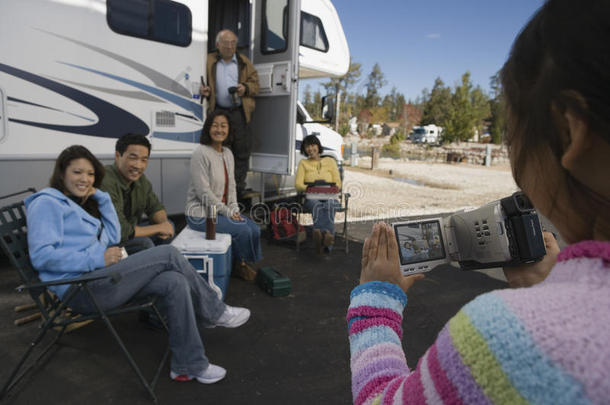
top-left (228, 86), bottom-right (239, 106)
top-left (391, 192), bottom-right (546, 275)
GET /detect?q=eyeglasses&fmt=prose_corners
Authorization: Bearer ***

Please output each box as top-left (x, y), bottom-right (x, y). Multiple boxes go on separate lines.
top-left (219, 40), bottom-right (237, 46)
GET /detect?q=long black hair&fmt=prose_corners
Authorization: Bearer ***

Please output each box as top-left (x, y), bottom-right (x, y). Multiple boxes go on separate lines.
top-left (49, 145), bottom-right (105, 218)
top-left (300, 134), bottom-right (324, 157)
top-left (501, 0), bottom-right (610, 239)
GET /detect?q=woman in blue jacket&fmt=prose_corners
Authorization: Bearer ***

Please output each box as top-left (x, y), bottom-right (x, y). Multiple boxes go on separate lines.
top-left (25, 145), bottom-right (249, 384)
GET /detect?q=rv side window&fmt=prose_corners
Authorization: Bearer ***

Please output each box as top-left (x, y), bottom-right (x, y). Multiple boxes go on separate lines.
top-left (107, 0), bottom-right (192, 47)
top-left (300, 12), bottom-right (329, 52)
top-left (261, 0), bottom-right (289, 54)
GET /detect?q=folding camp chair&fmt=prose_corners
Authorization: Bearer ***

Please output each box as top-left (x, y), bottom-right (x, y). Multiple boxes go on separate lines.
top-left (0, 193), bottom-right (170, 403)
top-left (296, 188), bottom-right (351, 254)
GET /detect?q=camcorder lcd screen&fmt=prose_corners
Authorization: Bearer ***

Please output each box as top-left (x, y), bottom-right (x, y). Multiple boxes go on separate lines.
top-left (394, 220), bottom-right (446, 265)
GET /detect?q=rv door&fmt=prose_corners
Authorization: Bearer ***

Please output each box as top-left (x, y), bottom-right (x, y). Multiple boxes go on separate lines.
top-left (249, 0), bottom-right (301, 175)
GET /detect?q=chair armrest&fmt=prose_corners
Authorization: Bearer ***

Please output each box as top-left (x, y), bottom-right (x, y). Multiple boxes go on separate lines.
top-left (0, 187), bottom-right (37, 201)
top-left (19, 271), bottom-right (121, 291)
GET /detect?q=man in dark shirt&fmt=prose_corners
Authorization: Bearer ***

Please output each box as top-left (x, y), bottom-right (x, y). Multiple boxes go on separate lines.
top-left (101, 134), bottom-right (174, 254)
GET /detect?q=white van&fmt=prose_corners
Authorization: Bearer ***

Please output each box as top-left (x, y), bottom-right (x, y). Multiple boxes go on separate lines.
top-left (0, 0), bottom-right (349, 212)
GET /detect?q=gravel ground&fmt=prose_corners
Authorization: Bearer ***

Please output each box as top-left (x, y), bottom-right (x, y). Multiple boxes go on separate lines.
top-left (338, 157), bottom-right (519, 222)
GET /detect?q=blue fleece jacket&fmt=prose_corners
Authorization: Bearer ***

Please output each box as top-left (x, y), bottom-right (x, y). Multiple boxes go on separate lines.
top-left (24, 188), bottom-right (121, 298)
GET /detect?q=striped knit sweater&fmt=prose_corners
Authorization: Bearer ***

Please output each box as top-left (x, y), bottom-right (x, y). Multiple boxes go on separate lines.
top-left (347, 241), bottom-right (610, 405)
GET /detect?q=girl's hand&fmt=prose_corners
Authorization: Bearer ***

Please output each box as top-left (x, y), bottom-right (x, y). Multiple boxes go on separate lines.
top-left (360, 222), bottom-right (425, 293)
top-left (503, 231), bottom-right (560, 288)
top-left (83, 187), bottom-right (97, 202)
top-left (104, 246), bottom-right (123, 267)
top-left (231, 212), bottom-right (244, 221)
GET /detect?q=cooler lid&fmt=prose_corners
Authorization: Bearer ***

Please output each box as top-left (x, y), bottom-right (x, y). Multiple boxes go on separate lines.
top-left (171, 227), bottom-right (232, 253)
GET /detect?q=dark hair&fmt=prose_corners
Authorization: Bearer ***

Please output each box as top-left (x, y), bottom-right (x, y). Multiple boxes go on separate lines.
top-left (49, 145), bottom-right (105, 218)
top-left (501, 0), bottom-right (610, 237)
top-left (200, 110), bottom-right (234, 146)
top-left (115, 133), bottom-right (151, 156)
top-left (300, 134), bottom-right (324, 157)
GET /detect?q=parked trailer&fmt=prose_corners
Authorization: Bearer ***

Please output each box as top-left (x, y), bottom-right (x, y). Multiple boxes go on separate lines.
top-left (0, 0), bottom-right (349, 212)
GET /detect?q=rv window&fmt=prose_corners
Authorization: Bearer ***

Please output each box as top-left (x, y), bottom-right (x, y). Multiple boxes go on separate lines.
top-left (107, 0), bottom-right (192, 47)
top-left (261, 0), bottom-right (289, 54)
top-left (300, 12), bottom-right (329, 53)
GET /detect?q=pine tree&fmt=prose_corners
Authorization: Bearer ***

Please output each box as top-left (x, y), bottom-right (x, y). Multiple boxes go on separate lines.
top-left (311, 90), bottom-right (323, 120)
top-left (489, 72), bottom-right (506, 144)
top-left (421, 78), bottom-right (451, 126)
top-left (471, 85), bottom-right (491, 140)
top-left (303, 84), bottom-right (313, 113)
top-left (364, 63), bottom-right (387, 108)
top-left (444, 73), bottom-right (474, 143)
top-left (441, 73), bottom-right (491, 143)
top-left (382, 87), bottom-right (406, 122)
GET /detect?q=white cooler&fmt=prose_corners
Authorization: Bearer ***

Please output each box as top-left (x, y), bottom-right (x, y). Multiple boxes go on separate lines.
top-left (171, 227), bottom-right (232, 300)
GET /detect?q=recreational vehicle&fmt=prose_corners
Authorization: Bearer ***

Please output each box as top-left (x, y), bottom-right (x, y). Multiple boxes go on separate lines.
top-left (0, 0), bottom-right (350, 212)
top-left (411, 124), bottom-right (443, 144)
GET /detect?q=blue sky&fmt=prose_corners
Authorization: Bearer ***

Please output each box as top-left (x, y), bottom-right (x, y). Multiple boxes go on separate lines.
top-left (301, 0), bottom-right (545, 101)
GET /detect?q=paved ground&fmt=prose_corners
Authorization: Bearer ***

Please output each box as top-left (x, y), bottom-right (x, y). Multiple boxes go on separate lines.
top-left (0, 219), bottom-right (507, 405)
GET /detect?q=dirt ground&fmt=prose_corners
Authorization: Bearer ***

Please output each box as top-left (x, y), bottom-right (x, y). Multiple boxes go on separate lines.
top-left (337, 157), bottom-right (519, 222)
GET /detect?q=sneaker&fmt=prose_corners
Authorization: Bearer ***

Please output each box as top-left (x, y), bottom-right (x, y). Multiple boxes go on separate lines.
top-left (214, 305), bottom-right (251, 328)
top-left (170, 364), bottom-right (226, 384)
top-left (312, 229), bottom-right (323, 254)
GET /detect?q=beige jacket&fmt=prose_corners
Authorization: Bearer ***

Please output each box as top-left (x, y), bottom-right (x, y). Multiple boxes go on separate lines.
top-left (205, 52), bottom-right (260, 123)
top-left (185, 144), bottom-right (238, 219)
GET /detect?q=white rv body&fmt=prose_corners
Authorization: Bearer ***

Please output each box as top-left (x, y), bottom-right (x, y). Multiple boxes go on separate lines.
top-left (0, 0), bottom-right (349, 211)
top-left (411, 124), bottom-right (443, 144)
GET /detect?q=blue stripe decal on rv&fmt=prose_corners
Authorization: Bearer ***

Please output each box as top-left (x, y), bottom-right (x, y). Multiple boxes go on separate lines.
top-left (8, 96), bottom-right (96, 122)
top-left (61, 63), bottom-right (203, 121)
top-left (0, 63), bottom-right (149, 138)
top-left (153, 130), bottom-right (201, 143)
top-left (38, 29), bottom-right (192, 98)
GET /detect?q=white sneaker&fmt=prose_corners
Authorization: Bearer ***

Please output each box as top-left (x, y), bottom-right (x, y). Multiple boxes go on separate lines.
top-left (214, 305), bottom-right (250, 328)
top-left (170, 364), bottom-right (227, 384)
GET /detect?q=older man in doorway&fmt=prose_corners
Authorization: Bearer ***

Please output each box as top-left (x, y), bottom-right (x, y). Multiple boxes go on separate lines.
top-left (200, 29), bottom-right (260, 202)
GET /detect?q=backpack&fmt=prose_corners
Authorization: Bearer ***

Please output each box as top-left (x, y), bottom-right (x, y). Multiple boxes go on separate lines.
top-left (270, 207), bottom-right (306, 242)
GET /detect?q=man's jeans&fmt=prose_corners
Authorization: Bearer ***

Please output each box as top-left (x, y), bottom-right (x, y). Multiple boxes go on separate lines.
top-left (67, 245), bottom-right (226, 375)
top-left (122, 220), bottom-right (176, 255)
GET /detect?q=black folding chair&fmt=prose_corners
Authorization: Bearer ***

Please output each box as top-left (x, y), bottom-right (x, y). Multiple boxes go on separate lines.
top-left (0, 193), bottom-right (170, 403)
